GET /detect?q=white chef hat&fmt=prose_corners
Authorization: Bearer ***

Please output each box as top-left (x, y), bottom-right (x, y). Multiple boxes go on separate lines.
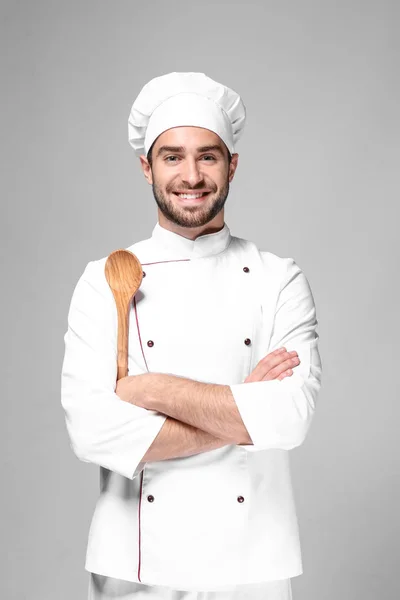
top-left (128, 72), bottom-right (246, 158)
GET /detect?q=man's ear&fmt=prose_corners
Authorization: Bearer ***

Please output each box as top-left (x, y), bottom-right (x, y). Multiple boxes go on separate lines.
top-left (228, 153), bottom-right (239, 183)
top-left (139, 155), bottom-right (153, 185)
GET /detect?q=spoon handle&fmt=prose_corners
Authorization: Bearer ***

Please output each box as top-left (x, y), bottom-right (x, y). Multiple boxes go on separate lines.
top-left (116, 299), bottom-right (130, 381)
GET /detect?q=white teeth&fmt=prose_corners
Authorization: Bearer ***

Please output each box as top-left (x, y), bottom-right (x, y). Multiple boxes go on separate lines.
top-left (177, 193), bottom-right (206, 199)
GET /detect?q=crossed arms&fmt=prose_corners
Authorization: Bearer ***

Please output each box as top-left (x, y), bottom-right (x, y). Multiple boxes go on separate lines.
top-left (115, 348), bottom-right (301, 462)
top-left (116, 375), bottom-right (250, 461)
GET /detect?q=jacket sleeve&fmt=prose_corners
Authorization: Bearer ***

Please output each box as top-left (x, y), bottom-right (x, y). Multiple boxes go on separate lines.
top-left (230, 256), bottom-right (322, 451)
top-left (60, 260), bottom-right (168, 479)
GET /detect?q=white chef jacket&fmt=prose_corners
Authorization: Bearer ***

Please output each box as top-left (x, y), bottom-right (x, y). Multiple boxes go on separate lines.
top-left (60, 221), bottom-right (322, 593)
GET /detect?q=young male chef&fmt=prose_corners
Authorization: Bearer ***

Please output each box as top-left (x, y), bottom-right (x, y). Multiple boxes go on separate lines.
top-left (61, 72), bottom-right (322, 600)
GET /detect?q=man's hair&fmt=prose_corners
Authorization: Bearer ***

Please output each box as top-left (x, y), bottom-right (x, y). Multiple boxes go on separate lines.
top-left (146, 141), bottom-right (232, 167)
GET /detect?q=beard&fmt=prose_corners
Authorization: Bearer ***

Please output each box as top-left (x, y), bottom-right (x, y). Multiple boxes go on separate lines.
top-left (151, 176), bottom-right (230, 228)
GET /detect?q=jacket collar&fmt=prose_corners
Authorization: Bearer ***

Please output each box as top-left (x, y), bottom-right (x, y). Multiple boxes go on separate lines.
top-left (151, 222), bottom-right (232, 259)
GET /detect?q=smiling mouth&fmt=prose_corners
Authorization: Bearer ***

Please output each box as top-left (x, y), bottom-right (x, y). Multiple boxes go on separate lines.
top-left (173, 192), bottom-right (211, 199)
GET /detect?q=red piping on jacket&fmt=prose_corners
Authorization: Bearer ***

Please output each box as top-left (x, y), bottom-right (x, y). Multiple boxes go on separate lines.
top-left (133, 295), bottom-right (149, 374)
top-left (137, 472), bottom-right (143, 582)
top-left (141, 259), bottom-right (190, 266)
top-left (133, 257), bottom-right (190, 583)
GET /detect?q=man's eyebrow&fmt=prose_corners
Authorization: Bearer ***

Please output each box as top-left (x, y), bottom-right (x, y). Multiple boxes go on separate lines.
top-left (196, 145), bottom-right (224, 154)
top-left (156, 145), bottom-right (185, 157)
top-left (156, 144), bottom-right (225, 157)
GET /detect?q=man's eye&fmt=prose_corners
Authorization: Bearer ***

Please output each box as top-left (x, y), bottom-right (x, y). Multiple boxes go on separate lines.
top-left (164, 155), bottom-right (216, 162)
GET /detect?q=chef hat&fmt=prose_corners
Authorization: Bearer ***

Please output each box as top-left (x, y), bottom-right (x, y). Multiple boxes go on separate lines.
top-left (128, 72), bottom-right (246, 158)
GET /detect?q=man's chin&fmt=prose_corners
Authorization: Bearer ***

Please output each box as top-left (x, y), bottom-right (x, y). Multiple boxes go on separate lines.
top-left (167, 212), bottom-right (214, 228)
top-left (160, 204), bottom-right (218, 228)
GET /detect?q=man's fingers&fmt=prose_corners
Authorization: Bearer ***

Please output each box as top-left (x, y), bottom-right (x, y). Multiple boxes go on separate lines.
top-left (245, 349), bottom-right (299, 383)
top-left (262, 356), bottom-right (300, 381)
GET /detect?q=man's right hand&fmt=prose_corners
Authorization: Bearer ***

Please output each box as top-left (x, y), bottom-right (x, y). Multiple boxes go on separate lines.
top-left (244, 348), bottom-right (300, 383)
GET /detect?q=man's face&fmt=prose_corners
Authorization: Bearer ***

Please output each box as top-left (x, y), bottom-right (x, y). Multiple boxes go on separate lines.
top-left (140, 127), bottom-right (239, 229)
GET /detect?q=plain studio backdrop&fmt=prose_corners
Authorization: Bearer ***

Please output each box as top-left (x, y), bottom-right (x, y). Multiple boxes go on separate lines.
top-left (1, 1), bottom-right (398, 599)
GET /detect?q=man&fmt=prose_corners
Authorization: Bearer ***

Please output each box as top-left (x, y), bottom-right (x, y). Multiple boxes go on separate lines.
top-left (61, 72), bottom-right (322, 600)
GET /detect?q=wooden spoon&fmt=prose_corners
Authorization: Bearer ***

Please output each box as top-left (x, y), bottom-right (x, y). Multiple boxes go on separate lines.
top-left (105, 249), bottom-right (143, 381)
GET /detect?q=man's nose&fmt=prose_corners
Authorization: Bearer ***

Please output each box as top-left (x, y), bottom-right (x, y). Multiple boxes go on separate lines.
top-left (180, 158), bottom-right (204, 187)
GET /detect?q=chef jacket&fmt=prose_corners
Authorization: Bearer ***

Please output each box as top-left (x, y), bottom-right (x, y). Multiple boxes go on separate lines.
top-left (60, 221), bottom-right (322, 593)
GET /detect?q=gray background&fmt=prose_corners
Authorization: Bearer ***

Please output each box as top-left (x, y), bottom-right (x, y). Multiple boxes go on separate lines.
top-left (1, 1), bottom-right (398, 598)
